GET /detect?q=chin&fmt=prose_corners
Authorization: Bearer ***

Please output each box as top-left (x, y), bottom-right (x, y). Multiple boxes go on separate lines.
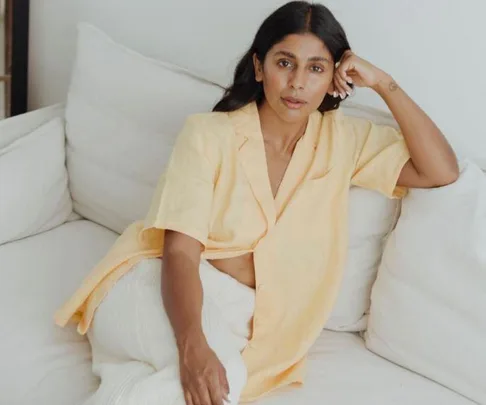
top-left (276, 104), bottom-right (311, 123)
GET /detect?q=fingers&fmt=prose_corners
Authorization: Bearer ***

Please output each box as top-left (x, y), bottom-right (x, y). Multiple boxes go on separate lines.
top-left (219, 365), bottom-right (231, 403)
top-left (181, 350), bottom-right (230, 405)
top-left (184, 381), bottom-right (209, 405)
top-left (333, 52), bottom-right (355, 99)
top-left (220, 367), bottom-right (230, 402)
top-left (333, 79), bottom-right (345, 99)
top-left (195, 382), bottom-right (213, 405)
top-left (208, 367), bottom-right (231, 405)
top-left (337, 69), bottom-right (353, 94)
top-left (333, 76), bottom-right (351, 99)
top-left (188, 376), bottom-right (226, 405)
top-left (208, 373), bottom-right (225, 405)
top-left (184, 390), bottom-right (194, 405)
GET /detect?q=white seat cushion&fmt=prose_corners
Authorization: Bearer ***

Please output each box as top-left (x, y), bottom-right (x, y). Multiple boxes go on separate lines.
top-left (0, 220), bottom-right (117, 405)
top-left (365, 160), bottom-right (486, 404)
top-left (255, 330), bottom-right (473, 405)
top-left (0, 221), bottom-right (473, 405)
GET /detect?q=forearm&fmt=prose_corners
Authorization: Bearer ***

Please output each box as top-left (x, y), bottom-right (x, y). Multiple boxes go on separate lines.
top-left (161, 252), bottom-right (207, 352)
top-left (372, 73), bottom-right (459, 182)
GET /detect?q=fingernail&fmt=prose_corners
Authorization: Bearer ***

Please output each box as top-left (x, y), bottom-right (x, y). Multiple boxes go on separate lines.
top-left (347, 77), bottom-right (353, 83)
top-left (346, 91), bottom-right (351, 97)
top-left (333, 91), bottom-right (337, 98)
top-left (340, 93), bottom-right (345, 99)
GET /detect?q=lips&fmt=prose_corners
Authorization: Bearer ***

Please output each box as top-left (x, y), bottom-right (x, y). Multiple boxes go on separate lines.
top-left (281, 96), bottom-right (307, 109)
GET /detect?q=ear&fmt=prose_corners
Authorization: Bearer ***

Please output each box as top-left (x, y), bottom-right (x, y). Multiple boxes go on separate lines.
top-left (253, 53), bottom-right (263, 82)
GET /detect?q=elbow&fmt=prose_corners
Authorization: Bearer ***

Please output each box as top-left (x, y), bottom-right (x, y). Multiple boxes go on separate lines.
top-left (438, 172), bottom-right (459, 187)
top-left (433, 163), bottom-right (460, 187)
top-left (449, 166), bottom-right (460, 184)
top-left (444, 157), bottom-right (460, 184)
top-left (417, 157), bottom-right (460, 188)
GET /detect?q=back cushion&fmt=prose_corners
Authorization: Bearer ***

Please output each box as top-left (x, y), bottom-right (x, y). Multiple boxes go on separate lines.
top-left (365, 160), bottom-right (486, 403)
top-left (65, 23), bottom-right (224, 233)
top-left (0, 117), bottom-right (72, 245)
top-left (325, 186), bottom-right (399, 331)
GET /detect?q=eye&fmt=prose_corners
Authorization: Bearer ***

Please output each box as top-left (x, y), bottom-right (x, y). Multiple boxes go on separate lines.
top-left (311, 65), bottom-right (325, 73)
top-left (278, 59), bottom-right (293, 68)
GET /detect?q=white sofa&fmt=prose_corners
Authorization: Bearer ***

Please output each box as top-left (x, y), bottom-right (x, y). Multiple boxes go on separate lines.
top-left (1, 23), bottom-right (485, 405)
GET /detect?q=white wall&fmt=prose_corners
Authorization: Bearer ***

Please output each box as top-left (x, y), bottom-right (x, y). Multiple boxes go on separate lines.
top-left (28, 1), bottom-right (80, 109)
top-left (28, 0), bottom-right (486, 165)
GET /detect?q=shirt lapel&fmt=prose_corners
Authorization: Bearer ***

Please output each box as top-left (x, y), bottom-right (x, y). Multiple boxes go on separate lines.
top-left (229, 102), bottom-right (326, 226)
top-left (230, 102), bottom-right (277, 228)
top-left (273, 109), bottom-right (322, 218)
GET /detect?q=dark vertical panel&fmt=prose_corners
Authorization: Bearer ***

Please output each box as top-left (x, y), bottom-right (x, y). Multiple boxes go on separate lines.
top-left (10, 0), bottom-right (29, 116)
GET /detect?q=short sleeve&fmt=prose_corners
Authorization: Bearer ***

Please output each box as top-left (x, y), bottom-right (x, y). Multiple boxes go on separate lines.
top-left (142, 115), bottom-right (220, 246)
top-left (348, 116), bottom-right (410, 199)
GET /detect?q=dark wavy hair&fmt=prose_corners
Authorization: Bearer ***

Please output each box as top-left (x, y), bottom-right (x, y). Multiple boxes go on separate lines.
top-left (213, 1), bottom-right (351, 114)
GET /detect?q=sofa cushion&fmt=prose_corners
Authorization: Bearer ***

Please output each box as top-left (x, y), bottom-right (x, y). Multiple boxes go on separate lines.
top-left (0, 220), bottom-right (117, 405)
top-left (325, 186), bottom-right (399, 331)
top-left (256, 330), bottom-right (472, 405)
top-left (365, 160), bottom-right (486, 404)
top-left (0, 103), bottom-right (65, 149)
top-left (0, 117), bottom-right (72, 245)
top-left (65, 23), bottom-right (224, 234)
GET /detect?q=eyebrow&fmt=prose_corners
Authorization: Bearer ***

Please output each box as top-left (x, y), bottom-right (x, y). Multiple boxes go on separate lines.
top-left (274, 50), bottom-right (330, 64)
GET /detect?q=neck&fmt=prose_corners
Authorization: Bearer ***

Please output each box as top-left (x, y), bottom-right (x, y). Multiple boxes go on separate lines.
top-left (258, 101), bottom-right (308, 155)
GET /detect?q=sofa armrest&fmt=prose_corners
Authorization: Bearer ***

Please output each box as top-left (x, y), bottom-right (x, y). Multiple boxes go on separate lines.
top-left (0, 103), bottom-right (65, 148)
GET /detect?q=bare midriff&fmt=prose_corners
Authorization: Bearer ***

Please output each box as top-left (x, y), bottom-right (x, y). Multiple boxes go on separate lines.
top-left (207, 252), bottom-right (256, 289)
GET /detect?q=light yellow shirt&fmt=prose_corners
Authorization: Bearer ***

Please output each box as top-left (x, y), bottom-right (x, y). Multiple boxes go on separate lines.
top-left (54, 101), bottom-right (410, 402)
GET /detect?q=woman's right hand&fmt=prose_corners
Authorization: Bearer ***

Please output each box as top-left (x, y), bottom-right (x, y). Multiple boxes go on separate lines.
top-left (179, 336), bottom-right (230, 405)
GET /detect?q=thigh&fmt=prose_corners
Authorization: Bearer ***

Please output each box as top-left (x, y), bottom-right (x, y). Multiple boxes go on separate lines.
top-left (88, 258), bottom-right (177, 366)
top-left (89, 257), bottom-right (250, 376)
top-left (87, 257), bottom-right (250, 404)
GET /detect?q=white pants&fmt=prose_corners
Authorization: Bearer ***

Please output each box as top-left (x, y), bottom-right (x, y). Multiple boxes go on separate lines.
top-left (84, 258), bottom-right (255, 405)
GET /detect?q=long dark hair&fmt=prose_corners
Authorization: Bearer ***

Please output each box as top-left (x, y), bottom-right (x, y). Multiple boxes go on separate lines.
top-left (213, 1), bottom-right (351, 113)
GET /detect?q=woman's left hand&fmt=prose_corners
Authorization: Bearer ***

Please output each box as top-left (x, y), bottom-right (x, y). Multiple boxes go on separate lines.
top-left (332, 50), bottom-right (387, 98)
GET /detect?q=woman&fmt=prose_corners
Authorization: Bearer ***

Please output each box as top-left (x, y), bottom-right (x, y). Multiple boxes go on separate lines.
top-left (55, 2), bottom-right (459, 405)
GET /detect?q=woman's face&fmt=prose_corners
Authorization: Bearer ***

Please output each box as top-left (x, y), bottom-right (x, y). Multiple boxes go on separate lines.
top-left (254, 33), bottom-right (335, 123)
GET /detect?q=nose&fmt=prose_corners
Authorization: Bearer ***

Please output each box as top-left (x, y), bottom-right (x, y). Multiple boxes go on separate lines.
top-left (289, 68), bottom-right (306, 91)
